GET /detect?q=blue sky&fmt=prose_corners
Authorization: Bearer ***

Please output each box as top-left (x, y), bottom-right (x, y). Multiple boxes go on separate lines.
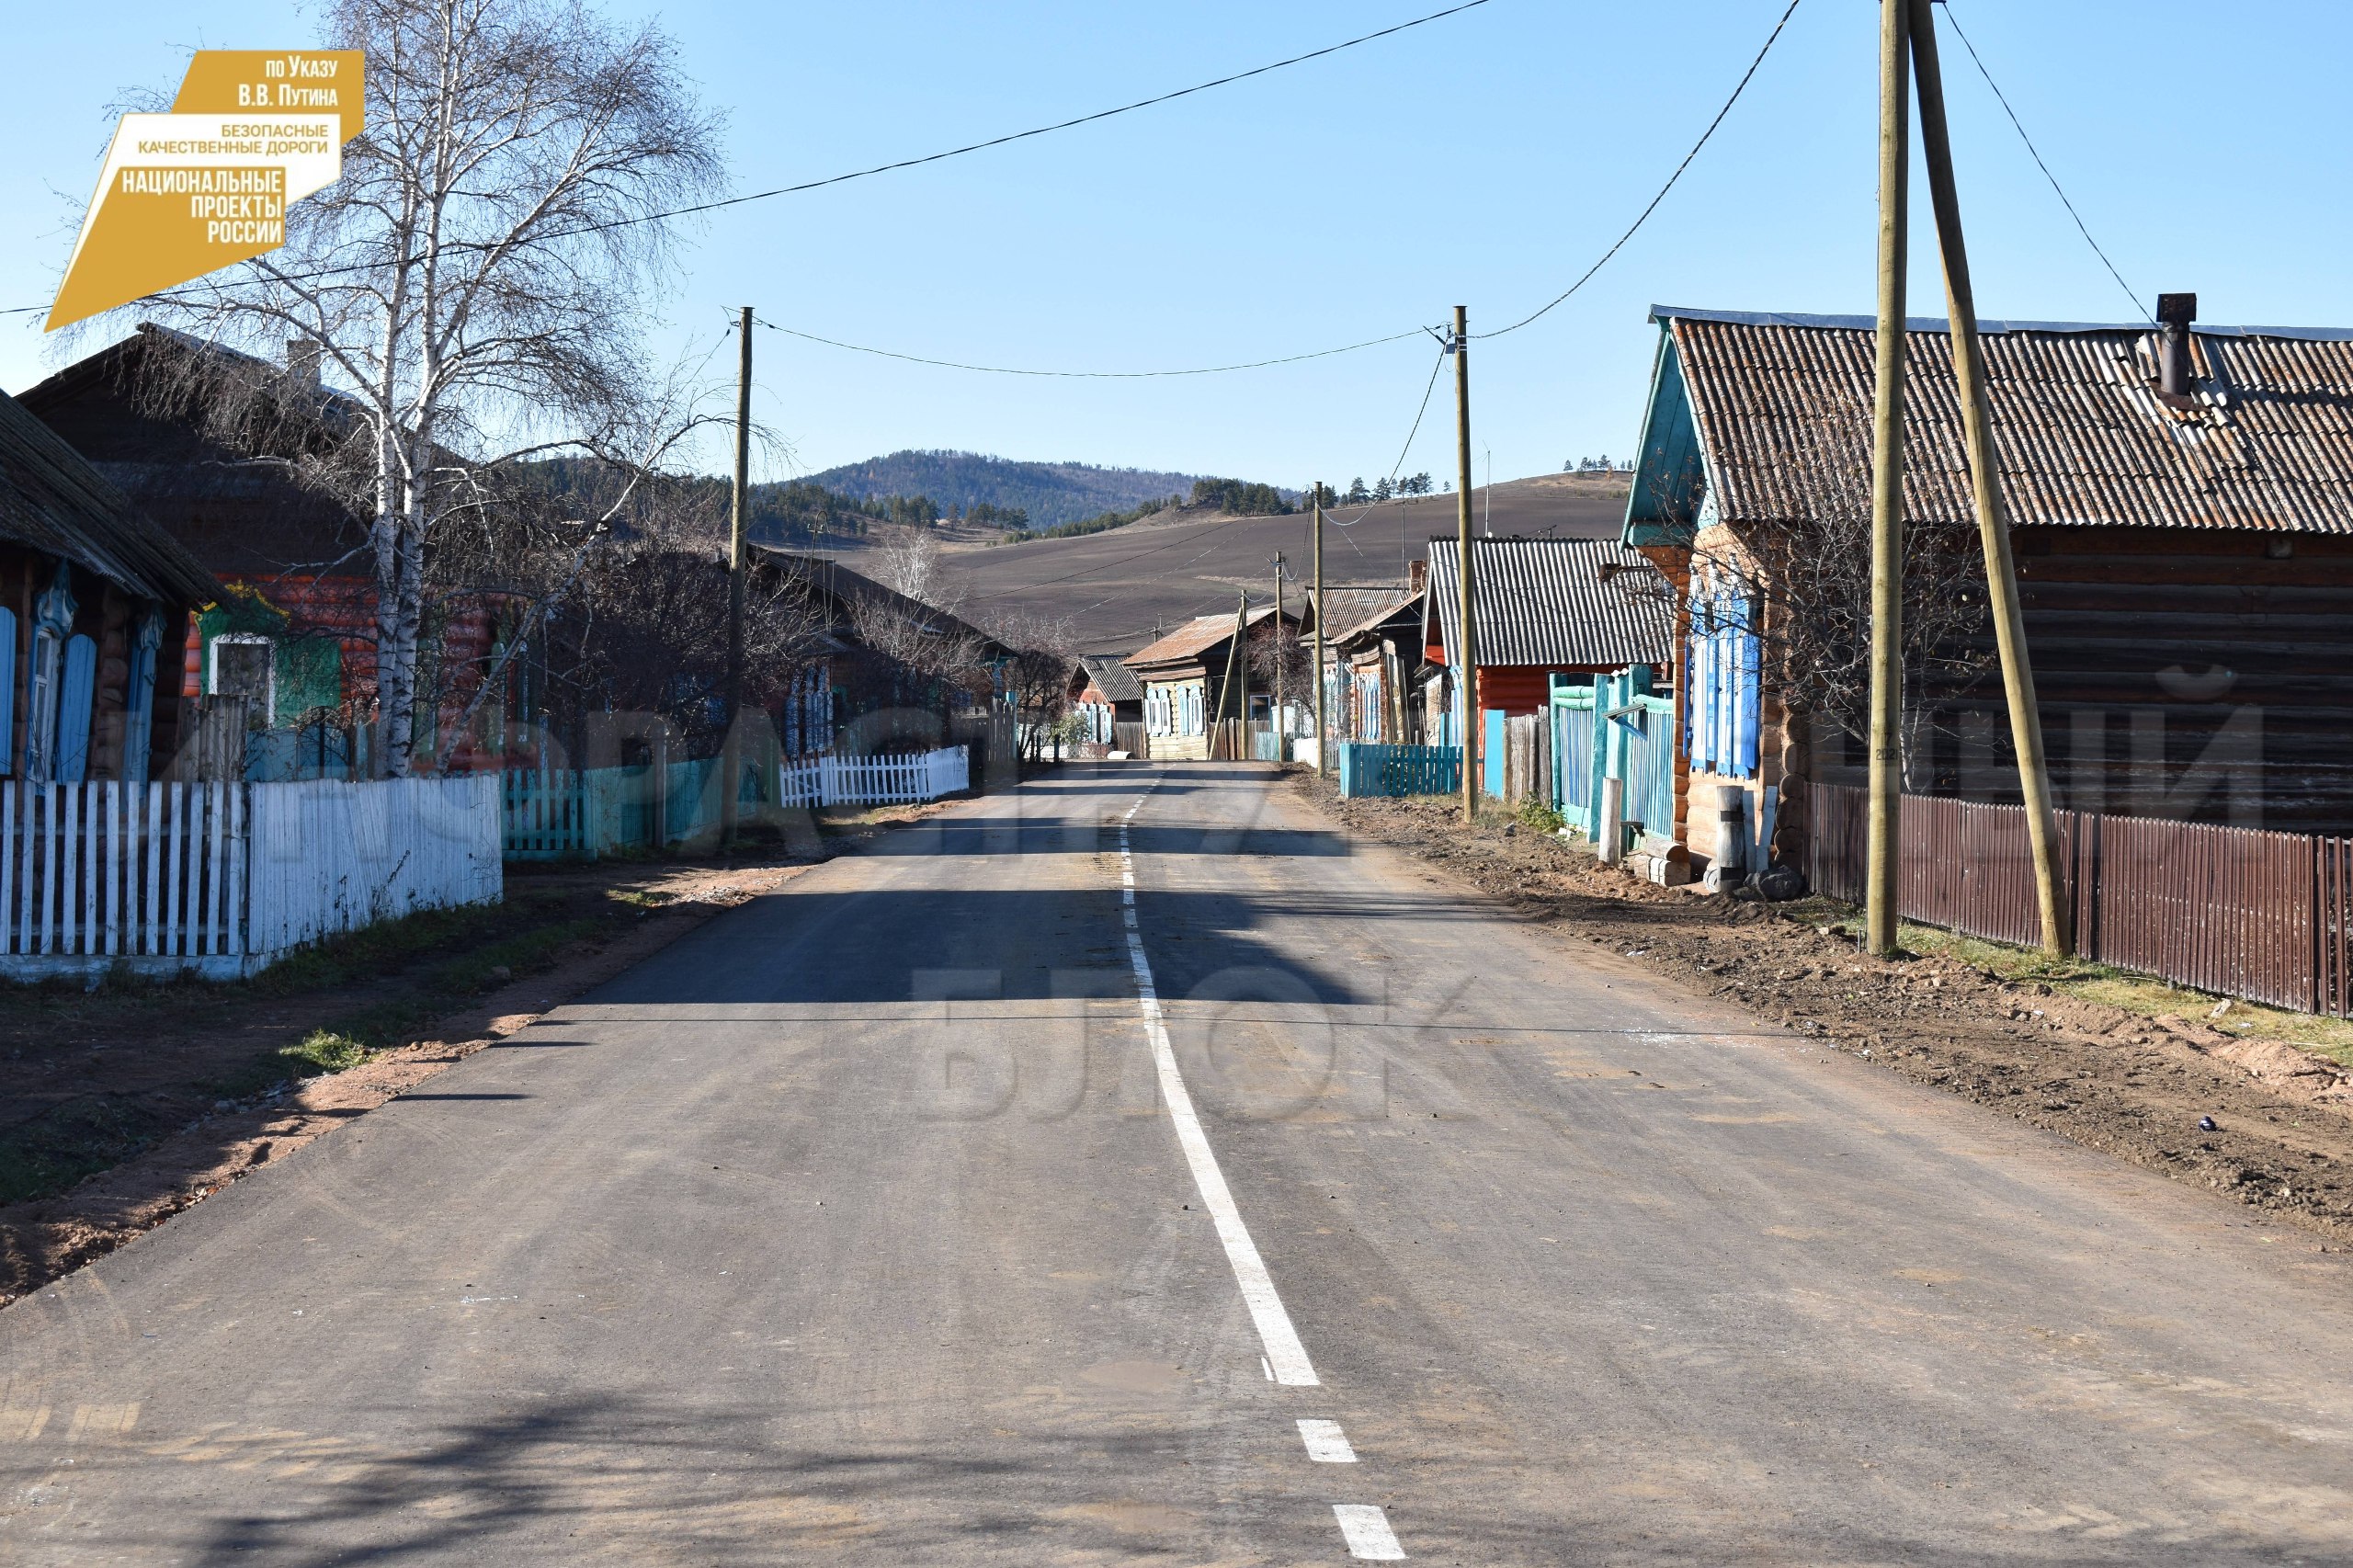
top-left (5, 2), bottom-right (2348, 491)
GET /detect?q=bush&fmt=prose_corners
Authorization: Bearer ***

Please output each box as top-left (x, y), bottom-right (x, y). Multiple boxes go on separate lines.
top-left (1518, 795), bottom-right (1565, 834)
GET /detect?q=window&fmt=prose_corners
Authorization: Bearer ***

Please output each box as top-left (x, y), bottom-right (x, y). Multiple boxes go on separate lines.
top-left (210, 632), bottom-right (276, 715)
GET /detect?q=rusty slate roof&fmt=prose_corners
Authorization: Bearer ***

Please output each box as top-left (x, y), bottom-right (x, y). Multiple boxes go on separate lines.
top-left (1123, 605), bottom-right (1289, 673)
top-left (1655, 304), bottom-right (2353, 534)
top-left (1426, 538), bottom-right (1672, 669)
top-left (0, 384), bottom-right (219, 606)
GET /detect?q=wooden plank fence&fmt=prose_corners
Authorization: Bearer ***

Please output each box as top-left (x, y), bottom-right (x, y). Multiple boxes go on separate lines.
top-left (1336, 744), bottom-right (1461, 798)
top-left (0, 776), bottom-right (501, 980)
top-left (1810, 781), bottom-right (2353, 1017)
top-left (504, 746), bottom-right (972, 860)
top-left (0, 782), bottom-right (242, 961)
top-left (246, 776), bottom-right (502, 958)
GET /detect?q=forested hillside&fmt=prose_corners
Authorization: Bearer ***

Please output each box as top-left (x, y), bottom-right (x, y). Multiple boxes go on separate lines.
top-left (806, 449), bottom-right (1297, 530)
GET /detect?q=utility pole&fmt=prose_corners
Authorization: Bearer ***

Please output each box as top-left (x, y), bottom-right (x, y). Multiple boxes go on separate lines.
top-left (1908, 0), bottom-right (2072, 955)
top-left (1450, 305), bottom-right (1477, 825)
top-left (1215, 589), bottom-right (1248, 760)
top-left (1312, 483), bottom-right (1328, 777)
top-left (1235, 588), bottom-right (1252, 761)
top-left (1864, 3), bottom-right (1909, 957)
top-left (1271, 551), bottom-right (1287, 760)
top-left (722, 304), bottom-right (753, 847)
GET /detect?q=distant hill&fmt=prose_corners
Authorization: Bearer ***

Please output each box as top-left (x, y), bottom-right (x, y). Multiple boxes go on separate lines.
top-left (937, 472), bottom-right (1631, 654)
top-left (804, 450), bottom-right (1297, 531)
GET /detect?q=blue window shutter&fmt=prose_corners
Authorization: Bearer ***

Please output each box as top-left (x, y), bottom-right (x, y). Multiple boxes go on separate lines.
top-left (122, 609), bottom-right (160, 783)
top-left (1711, 615), bottom-right (1730, 771)
top-left (1736, 624), bottom-right (1761, 778)
top-left (57, 634), bottom-right (96, 783)
top-left (1688, 614), bottom-right (1711, 770)
top-left (1707, 616), bottom-right (1728, 771)
top-left (1719, 620), bottom-right (1736, 771)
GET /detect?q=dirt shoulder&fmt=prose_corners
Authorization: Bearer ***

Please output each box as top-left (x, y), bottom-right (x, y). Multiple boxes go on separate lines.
top-left (1290, 770), bottom-right (2353, 1243)
top-left (0, 800), bottom-right (960, 1307)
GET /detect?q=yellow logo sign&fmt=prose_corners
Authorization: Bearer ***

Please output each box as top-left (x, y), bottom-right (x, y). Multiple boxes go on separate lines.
top-left (48, 51), bottom-right (365, 332)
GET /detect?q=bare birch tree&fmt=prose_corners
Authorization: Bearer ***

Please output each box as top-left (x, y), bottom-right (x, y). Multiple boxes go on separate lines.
top-left (110, 0), bottom-right (724, 774)
top-left (1640, 415), bottom-right (1991, 785)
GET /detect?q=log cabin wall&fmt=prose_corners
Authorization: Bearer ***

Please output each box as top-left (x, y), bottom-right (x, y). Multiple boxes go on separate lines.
top-left (0, 548), bottom-right (190, 784)
top-left (1952, 525), bottom-right (2353, 835)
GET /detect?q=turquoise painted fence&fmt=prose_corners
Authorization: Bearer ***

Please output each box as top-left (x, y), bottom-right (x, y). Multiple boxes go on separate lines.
top-left (503, 747), bottom-right (972, 860)
top-left (1549, 667), bottom-right (1673, 852)
top-left (1336, 744), bottom-right (1461, 799)
top-left (1622, 704), bottom-right (1677, 841)
top-left (1552, 690), bottom-right (1597, 834)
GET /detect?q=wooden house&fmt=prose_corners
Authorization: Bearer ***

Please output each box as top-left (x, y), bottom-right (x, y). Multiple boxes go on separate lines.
top-left (1419, 537), bottom-right (1674, 754)
top-left (1322, 590), bottom-right (1426, 746)
top-left (21, 326), bottom-right (503, 772)
top-left (1124, 606), bottom-right (1298, 761)
top-left (0, 383), bottom-right (219, 782)
top-left (1624, 301), bottom-right (2353, 874)
top-left (1070, 655), bottom-right (1144, 756)
top-left (752, 549), bottom-right (1016, 759)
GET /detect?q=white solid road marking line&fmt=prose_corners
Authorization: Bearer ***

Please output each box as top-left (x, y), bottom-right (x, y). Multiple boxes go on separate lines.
top-left (1119, 792), bottom-right (1320, 1387)
top-left (1298, 1418), bottom-right (1358, 1463)
top-left (1333, 1504), bottom-right (1405, 1559)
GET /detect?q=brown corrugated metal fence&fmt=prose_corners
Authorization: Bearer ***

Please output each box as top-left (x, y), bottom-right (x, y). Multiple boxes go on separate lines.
top-left (1809, 782), bottom-right (2353, 1015)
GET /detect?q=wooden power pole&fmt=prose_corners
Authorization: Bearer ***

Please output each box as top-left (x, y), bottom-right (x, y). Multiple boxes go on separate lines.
top-left (1908, 0), bottom-right (2072, 955)
top-left (1271, 551), bottom-right (1287, 759)
top-left (722, 304), bottom-right (753, 847)
top-left (1215, 590), bottom-right (1248, 760)
top-left (1235, 588), bottom-right (1252, 760)
top-left (1312, 483), bottom-right (1328, 777)
top-left (1450, 305), bottom-right (1477, 825)
top-left (1865, 2), bottom-right (1910, 957)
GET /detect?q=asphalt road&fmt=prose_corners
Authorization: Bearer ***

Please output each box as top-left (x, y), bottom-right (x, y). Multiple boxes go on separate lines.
top-left (6, 764), bottom-right (2353, 1564)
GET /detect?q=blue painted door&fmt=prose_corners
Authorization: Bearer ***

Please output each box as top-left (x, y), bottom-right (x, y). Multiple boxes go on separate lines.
top-left (1483, 709), bottom-right (1506, 798)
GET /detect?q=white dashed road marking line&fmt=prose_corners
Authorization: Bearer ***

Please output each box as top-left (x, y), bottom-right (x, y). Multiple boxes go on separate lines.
top-left (1298, 1418), bottom-right (1358, 1462)
top-left (1333, 1503), bottom-right (1406, 1559)
top-left (1118, 790), bottom-right (1320, 1387)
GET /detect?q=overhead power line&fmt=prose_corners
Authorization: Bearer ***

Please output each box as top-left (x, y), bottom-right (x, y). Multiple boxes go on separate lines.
top-left (1476, 0), bottom-right (1802, 339)
top-left (1940, 3), bottom-right (2145, 323)
top-left (1325, 346), bottom-right (1449, 529)
top-left (758, 0), bottom-right (1805, 377)
top-left (755, 318), bottom-right (1423, 379)
top-left (0, 1), bottom-right (1500, 319)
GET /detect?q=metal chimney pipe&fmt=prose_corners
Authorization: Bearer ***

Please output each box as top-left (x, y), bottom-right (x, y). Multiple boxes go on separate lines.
top-left (2156, 292), bottom-right (2197, 399)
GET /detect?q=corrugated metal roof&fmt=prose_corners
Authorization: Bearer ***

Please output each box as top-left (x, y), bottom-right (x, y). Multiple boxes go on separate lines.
top-left (1426, 538), bottom-right (1673, 669)
top-left (1330, 592), bottom-right (1423, 649)
top-left (1078, 653), bottom-right (1142, 703)
top-left (1662, 311), bottom-right (2353, 534)
top-left (1652, 302), bottom-right (2353, 342)
top-left (1302, 586), bottom-right (1408, 639)
top-left (0, 385), bottom-right (218, 605)
top-left (1123, 605), bottom-right (1287, 671)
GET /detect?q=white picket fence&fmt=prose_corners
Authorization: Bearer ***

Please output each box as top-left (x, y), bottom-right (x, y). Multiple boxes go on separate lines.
top-left (776, 747), bottom-right (971, 810)
top-left (0, 775), bottom-right (501, 981)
